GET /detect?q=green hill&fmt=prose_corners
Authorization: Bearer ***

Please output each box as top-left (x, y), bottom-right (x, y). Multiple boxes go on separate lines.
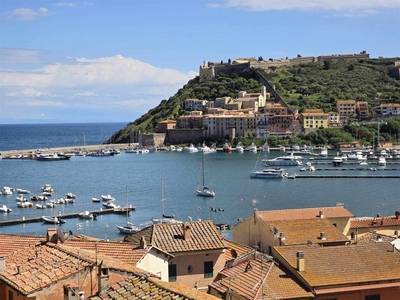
top-left (108, 58), bottom-right (400, 147)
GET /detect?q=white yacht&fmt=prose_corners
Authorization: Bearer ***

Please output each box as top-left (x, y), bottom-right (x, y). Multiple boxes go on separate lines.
top-left (332, 154), bottom-right (344, 166)
top-left (248, 142), bottom-right (258, 153)
top-left (320, 147), bottom-right (328, 157)
top-left (263, 155), bottom-right (302, 166)
top-left (183, 144), bottom-right (199, 153)
top-left (250, 167), bottom-right (288, 179)
top-left (235, 142), bottom-right (244, 153)
top-left (378, 156), bottom-right (386, 166)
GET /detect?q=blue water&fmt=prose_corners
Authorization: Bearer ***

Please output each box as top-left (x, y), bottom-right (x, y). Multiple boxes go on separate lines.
top-left (0, 123), bottom-right (127, 151)
top-left (0, 124), bottom-right (399, 241)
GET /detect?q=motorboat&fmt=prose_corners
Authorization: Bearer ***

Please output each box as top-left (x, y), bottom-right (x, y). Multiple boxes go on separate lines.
top-left (46, 202), bottom-right (56, 208)
top-left (16, 195), bottom-right (27, 202)
top-left (248, 142), bottom-right (258, 153)
top-left (41, 216), bottom-right (66, 224)
top-left (101, 194), bottom-right (115, 202)
top-left (235, 142), bottom-right (244, 153)
top-left (263, 155), bottom-right (302, 166)
top-left (16, 188), bottom-right (31, 194)
top-left (222, 143), bottom-right (232, 153)
top-left (79, 211), bottom-right (97, 220)
top-left (91, 149), bottom-right (114, 157)
top-left (198, 143), bottom-right (211, 153)
top-left (92, 197), bottom-right (101, 202)
top-left (36, 204), bottom-right (46, 209)
top-left (332, 154), bottom-right (344, 166)
top-left (183, 144), bottom-right (199, 153)
top-left (138, 148), bottom-right (149, 154)
top-left (1, 186), bottom-right (14, 195)
top-left (103, 201), bottom-right (120, 209)
top-left (250, 167), bottom-right (288, 179)
top-left (17, 201), bottom-right (33, 208)
top-left (378, 156), bottom-right (386, 166)
top-left (37, 153), bottom-right (71, 161)
top-left (41, 184), bottom-right (54, 193)
top-left (0, 205), bottom-right (12, 213)
top-left (66, 192), bottom-right (76, 199)
top-left (320, 147), bottom-right (328, 157)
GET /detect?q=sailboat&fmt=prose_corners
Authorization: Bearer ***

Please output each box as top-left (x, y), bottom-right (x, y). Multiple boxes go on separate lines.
top-left (196, 151), bottom-right (215, 197)
top-left (116, 186), bottom-right (139, 234)
top-left (152, 178), bottom-right (181, 224)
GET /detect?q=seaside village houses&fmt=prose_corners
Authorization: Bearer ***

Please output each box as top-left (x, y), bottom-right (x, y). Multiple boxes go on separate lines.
top-left (1, 206), bottom-right (400, 299)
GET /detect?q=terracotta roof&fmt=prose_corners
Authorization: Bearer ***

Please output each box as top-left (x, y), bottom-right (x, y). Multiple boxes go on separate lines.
top-left (224, 239), bottom-right (253, 261)
top-left (356, 232), bottom-right (397, 245)
top-left (210, 252), bottom-right (312, 299)
top-left (274, 243), bottom-right (400, 288)
top-left (264, 219), bottom-right (349, 245)
top-left (0, 243), bottom-right (92, 295)
top-left (89, 275), bottom-right (219, 300)
top-left (63, 239), bottom-right (148, 265)
top-left (124, 220), bottom-right (226, 253)
top-left (254, 206), bottom-right (354, 223)
top-left (0, 233), bottom-right (43, 256)
top-left (350, 215), bottom-right (400, 229)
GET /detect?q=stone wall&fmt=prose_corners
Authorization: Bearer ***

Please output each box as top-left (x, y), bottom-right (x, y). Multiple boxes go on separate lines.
top-left (165, 129), bottom-right (204, 145)
top-left (138, 133), bottom-right (166, 147)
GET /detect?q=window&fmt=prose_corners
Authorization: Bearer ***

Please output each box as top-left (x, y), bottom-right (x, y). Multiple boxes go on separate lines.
top-left (9, 291), bottom-right (14, 300)
top-left (168, 264), bottom-right (177, 282)
top-left (204, 261), bottom-right (213, 278)
top-left (365, 295), bottom-right (380, 300)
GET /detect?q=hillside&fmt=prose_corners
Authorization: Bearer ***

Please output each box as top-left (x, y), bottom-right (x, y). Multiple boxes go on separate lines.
top-left (108, 57), bottom-right (400, 146)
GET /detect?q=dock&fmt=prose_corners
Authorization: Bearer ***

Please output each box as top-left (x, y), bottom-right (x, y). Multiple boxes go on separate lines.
top-left (290, 174), bottom-right (400, 179)
top-left (0, 206), bottom-right (135, 227)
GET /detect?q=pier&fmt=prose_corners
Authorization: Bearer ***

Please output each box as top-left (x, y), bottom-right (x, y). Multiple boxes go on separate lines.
top-left (290, 174), bottom-right (400, 179)
top-left (0, 207), bottom-right (135, 227)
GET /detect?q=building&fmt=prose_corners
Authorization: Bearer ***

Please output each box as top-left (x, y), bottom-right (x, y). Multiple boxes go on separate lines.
top-left (209, 251), bottom-right (313, 300)
top-left (347, 211), bottom-right (400, 242)
top-left (178, 111), bottom-right (204, 129)
top-left (203, 113), bottom-right (256, 140)
top-left (328, 111), bottom-right (341, 127)
top-left (376, 103), bottom-right (400, 116)
top-left (336, 100), bottom-right (356, 116)
top-left (158, 119), bottom-right (177, 133)
top-left (300, 109), bottom-right (329, 132)
top-left (263, 103), bottom-right (288, 115)
top-left (185, 99), bottom-right (208, 111)
top-left (273, 242), bottom-right (400, 299)
top-left (356, 101), bottom-right (369, 118)
top-left (233, 206), bottom-right (353, 255)
top-left (123, 220), bottom-right (227, 292)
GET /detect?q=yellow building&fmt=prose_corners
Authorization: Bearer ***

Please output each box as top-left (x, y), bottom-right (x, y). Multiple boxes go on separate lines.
top-left (300, 109), bottom-right (329, 132)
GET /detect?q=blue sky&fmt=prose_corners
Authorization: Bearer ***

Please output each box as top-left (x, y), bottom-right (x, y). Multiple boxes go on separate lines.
top-left (0, 1), bottom-right (399, 124)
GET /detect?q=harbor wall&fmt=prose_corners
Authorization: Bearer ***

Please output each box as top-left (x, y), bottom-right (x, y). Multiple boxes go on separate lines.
top-left (165, 129), bottom-right (204, 145)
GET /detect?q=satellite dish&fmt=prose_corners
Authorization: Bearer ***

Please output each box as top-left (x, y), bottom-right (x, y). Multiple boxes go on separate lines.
top-left (57, 228), bottom-right (65, 243)
top-left (231, 249), bottom-right (237, 258)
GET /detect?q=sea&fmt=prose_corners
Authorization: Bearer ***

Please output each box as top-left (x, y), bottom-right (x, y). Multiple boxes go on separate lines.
top-left (0, 123), bottom-right (399, 241)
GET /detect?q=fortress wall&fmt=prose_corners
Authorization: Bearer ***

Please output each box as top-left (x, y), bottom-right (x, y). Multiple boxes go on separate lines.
top-left (138, 133), bottom-right (166, 147)
top-left (165, 129), bottom-right (204, 144)
top-left (289, 56), bottom-right (316, 65)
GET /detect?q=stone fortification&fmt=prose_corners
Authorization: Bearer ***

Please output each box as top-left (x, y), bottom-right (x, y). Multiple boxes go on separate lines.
top-left (138, 133), bottom-right (166, 147)
top-left (165, 129), bottom-right (204, 145)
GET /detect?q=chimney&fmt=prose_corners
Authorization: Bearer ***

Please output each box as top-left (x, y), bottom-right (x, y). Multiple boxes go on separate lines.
top-left (63, 283), bottom-right (80, 300)
top-left (183, 222), bottom-right (191, 240)
top-left (140, 236), bottom-right (147, 249)
top-left (279, 232), bottom-right (285, 240)
top-left (97, 260), bottom-right (110, 295)
top-left (319, 210), bottom-right (324, 218)
top-left (320, 232), bottom-right (326, 240)
top-left (0, 256), bottom-right (5, 272)
top-left (297, 251), bottom-right (305, 272)
top-left (395, 211), bottom-right (400, 220)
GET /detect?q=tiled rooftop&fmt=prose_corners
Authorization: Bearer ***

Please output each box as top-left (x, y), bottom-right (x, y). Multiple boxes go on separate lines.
top-left (210, 252), bottom-right (313, 299)
top-left (275, 243), bottom-right (400, 288)
top-left (89, 275), bottom-right (219, 300)
top-left (224, 239), bottom-right (253, 261)
top-left (265, 219), bottom-right (350, 245)
top-left (124, 220), bottom-right (226, 253)
top-left (356, 232), bottom-right (397, 244)
top-left (256, 206), bottom-right (354, 223)
top-left (350, 214), bottom-right (400, 229)
top-left (0, 233), bottom-right (43, 255)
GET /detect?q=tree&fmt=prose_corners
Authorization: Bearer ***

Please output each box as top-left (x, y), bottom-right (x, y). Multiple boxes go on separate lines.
top-left (323, 60), bottom-right (332, 70)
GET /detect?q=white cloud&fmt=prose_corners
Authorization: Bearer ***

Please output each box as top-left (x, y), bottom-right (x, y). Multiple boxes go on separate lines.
top-left (54, 3), bottom-right (76, 7)
top-left (73, 92), bottom-right (96, 97)
top-left (0, 48), bottom-right (48, 65)
top-left (208, 0), bottom-right (400, 15)
top-left (5, 87), bottom-right (54, 97)
top-left (10, 7), bottom-right (51, 21)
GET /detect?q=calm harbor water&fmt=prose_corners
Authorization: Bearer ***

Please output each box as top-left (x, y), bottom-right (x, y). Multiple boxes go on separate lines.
top-left (0, 123), bottom-right (399, 241)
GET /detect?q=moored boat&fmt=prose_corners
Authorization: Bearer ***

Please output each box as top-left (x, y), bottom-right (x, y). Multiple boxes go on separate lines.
top-left (79, 210), bottom-right (97, 220)
top-left (41, 216), bottom-right (66, 224)
top-left (222, 142), bottom-right (232, 153)
top-left (1, 186), bottom-right (14, 195)
top-left (250, 167), bottom-right (288, 179)
top-left (263, 154), bottom-right (302, 166)
top-left (16, 188), bottom-right (31, 194)
top-left (0, 205), bottom-right (12, 213)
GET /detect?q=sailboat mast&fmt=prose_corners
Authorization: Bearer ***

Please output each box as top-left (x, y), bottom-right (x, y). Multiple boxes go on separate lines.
top-left (161, 178), bottom-right (165, 216)
top-left (202, 151), bottom-right (205, 187)
top-left (125, 185), bottom-right (128, 221)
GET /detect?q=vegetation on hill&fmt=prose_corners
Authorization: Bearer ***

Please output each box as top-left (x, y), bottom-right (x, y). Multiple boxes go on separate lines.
top-left (259, 58), bottom-right (400, 114)
top-left (108, 58), bottom-right (400, 147)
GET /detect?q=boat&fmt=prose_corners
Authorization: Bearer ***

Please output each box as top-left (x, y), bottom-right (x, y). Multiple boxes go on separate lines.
top-left (41, 216), bottom-right (66, 224)
top-left (16, 195), bottom-right (27, 202)
top-left (125, 148), bottom-right (138, 153)
top-left (222, 142), bottom-right (232, 153)
top-left (248, 142), bottom-right (257, 153)
top-left (91, 149), bottom-right (114, 157)
top-left (36, 204), bottom-right (46, 209)
top-left (183, 144), bottom-right (199, 153)
top-left (16, 188), bottom-right (31, 194)
top-left (41, 184), bottom-right (54, 193)
top-left (46, 202), bottom-right (56, 208)
top-left (235, 142), bottom-right (244, 153)
top-left (152, 179), bottom-right (181, 224)
top-left (0, 205), bottom-right (12, 213)
top-left (31, 195), bottom-right (47, 201)
top-left (101, 194), bottom-right (115, 202)
top-left (138, 148), bottom-right (149, 154)
top-left (1, 186), bottom-right (13, 195)
top-left (263, 154), bottom-right (303, 166)
top-left (37, 153), bottom-right (71, 161)
top-left (332, 153), bottom-right (343, 167)
top-left (116, 186), bottom-right (139, 234)
top-left (79, 210), bottom-right (97, 220)
top-left (17, 201), bottom-right (33, 208)
top-left (102, 201), bottom-right (120, 209)
top-left (196, 151), bottom-right (215, 197)
top-left (378, 156), bottom-right (386, 166)
top-left (320, 147), bottom-right (328, 157)
top-left (250, 167), bottom-right (288, 179)
top-left (198, 143), bottom-right (211, 153)
top-left (92, 197), bottom-right (101, 202)
top-left (262, 141), bottom-right (270, 153)
top-left (66, 192), bottom-right (76, 199)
